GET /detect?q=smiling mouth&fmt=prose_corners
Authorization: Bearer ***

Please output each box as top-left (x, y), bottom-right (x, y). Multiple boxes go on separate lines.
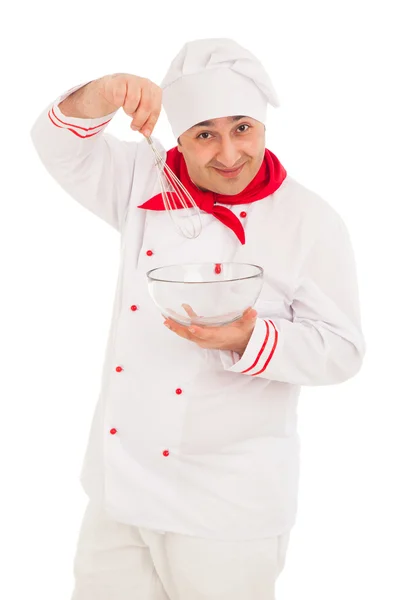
top-left (213, 164), bottom-right (245, 178)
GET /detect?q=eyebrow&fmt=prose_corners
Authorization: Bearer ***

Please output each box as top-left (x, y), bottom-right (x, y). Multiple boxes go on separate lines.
top-left (189, 116), bottom-right (247, 129)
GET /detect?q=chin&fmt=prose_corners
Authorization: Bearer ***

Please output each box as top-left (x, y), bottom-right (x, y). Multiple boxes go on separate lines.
top-left (219, 186), bottom-right (244, 196)
top-left (219, 178), bottom-right (251, 195)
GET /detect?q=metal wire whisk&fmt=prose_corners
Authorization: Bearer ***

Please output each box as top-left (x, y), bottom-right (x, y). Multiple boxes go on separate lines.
top-left (146, 136), bottom-right (202, 239)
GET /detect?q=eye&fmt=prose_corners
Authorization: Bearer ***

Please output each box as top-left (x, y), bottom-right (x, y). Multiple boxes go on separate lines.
top-left (197, 132), bottom-right (212, 140)
top-left (237, 124), bottom-right (250, 133)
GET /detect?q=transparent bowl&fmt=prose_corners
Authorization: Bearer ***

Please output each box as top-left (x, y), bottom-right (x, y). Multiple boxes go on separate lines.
top-left (146, 262), bottom-right (264, 327)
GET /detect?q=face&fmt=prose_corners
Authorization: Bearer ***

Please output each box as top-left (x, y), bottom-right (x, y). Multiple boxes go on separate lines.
top-left (177, 116), bottom-right (266, 195)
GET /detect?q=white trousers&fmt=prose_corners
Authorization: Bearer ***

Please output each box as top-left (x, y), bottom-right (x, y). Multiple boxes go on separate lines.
top-left (70, 500), bottom-right (291, 600)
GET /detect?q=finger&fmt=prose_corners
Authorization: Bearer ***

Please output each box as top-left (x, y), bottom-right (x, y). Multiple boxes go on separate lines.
top-left (139, 115), bottom-right (157, 138)
top-left (187, 325), bottom-right (216, 340)
top-left (241, 307), bottom-right (258, 321)
top-left (130, 80), bottom-right (157, 132)
top-left (164, 319), bottom-right (193, 340)
top-left (182, 304), bottom-right (198, 318)
top-left (164, 308), bottom-right (186, 321)
top-left (101, 74), bottom-right (128, 109)
top-left (186, 325), bottom-right (227, 350)
top-left (138, 86), bottom-right (162, 137)
top-left (122, 77), bottom-right (142, 116)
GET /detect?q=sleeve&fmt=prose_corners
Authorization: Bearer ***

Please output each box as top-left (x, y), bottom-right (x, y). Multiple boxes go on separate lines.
top-left (219, 212), bottom-right (366, 386)
top-left (29, 81), bottom-right (138, 232)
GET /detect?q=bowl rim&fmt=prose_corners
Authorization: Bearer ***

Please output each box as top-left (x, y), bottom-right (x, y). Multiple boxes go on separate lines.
top-left (146, 262), bottom-right (264, 284)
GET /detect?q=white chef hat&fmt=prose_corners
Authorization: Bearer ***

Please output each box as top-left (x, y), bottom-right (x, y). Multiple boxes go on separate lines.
top-left (161, 38), bottom-right (280, 139)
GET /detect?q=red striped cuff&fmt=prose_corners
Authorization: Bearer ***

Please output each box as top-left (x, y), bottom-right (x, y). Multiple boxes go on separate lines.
top-left (220, 318), bottom-right (279, 376)
top-left (48, 105), bottom-right (113, 139)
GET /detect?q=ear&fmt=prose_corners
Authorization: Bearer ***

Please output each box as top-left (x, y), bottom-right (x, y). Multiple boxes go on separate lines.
top-left (177, 143), bottom-right (183, 153)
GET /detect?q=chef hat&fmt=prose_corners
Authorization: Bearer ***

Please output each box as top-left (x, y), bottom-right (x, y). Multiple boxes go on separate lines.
top-left (161, 38), bottom-right (280, 139)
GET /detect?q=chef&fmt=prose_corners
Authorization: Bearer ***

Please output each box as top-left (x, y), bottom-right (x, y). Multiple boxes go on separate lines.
top-left (30, 38), bottom-right (365, 600)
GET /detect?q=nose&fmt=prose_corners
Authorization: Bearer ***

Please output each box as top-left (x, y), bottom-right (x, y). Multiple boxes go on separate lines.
top-left (215, 137), bottom-right (242, 169)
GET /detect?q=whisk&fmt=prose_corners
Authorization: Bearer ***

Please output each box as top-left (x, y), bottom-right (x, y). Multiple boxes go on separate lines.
top-left (146, 136), bottom-right (202, 239)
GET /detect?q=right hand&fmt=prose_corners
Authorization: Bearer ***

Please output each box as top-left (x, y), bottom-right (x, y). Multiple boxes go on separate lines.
top-left (97, 73), bottom-right (162, 137)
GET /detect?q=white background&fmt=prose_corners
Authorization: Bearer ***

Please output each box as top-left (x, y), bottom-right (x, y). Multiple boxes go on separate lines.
top-left (1, 0), bottom-right (399, 598)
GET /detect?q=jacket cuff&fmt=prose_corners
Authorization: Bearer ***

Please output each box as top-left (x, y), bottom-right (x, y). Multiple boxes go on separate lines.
top-left (219, 317), bottom-right (279, 376)
top-left (47, 82), bottom-right (118, 138)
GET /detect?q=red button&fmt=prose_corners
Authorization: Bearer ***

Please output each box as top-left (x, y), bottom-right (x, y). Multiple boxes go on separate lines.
top-left (110, 428), bottom-right (117, 435)
top-left (175, 388), bottom-right (183, 395)
top-left (146, 250), bottom-right (153, 256)
top-left (214, 263), bottom-right (222, 274)
top-left (115, 366), bottom-right (123, 372)
top-left (163, 450), bottom-right (170, 457)
top-left (130, 305), bottom-right (138, 311)
top-left (240, 211), bottom-right (247, 218)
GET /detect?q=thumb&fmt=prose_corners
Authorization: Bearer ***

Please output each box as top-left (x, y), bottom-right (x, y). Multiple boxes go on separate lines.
top-left (242, 307), bottom-right (258, 321)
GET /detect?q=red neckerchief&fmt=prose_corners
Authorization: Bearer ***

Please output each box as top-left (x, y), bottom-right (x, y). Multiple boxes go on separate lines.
top-left (138, 147), bottom-right (287, 244)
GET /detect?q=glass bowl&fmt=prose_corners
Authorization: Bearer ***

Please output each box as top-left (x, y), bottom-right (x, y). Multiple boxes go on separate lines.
top-left (146, 262), bottom-right (264, 327)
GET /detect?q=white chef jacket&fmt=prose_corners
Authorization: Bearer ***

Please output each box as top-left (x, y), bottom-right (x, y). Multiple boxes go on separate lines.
top-left (30, 82), bottom-right (366, 540)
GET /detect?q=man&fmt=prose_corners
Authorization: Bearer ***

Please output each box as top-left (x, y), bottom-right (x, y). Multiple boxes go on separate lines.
top-left (30, 38), bottom-right (365, 600)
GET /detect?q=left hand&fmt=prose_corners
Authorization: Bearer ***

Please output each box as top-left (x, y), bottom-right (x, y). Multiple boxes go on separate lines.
top-left (163, 305), bottom-right (258, 356)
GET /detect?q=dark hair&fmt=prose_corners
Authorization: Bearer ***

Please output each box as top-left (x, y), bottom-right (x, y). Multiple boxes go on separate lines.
top-left (177, 136), bottom-right (181, 145)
